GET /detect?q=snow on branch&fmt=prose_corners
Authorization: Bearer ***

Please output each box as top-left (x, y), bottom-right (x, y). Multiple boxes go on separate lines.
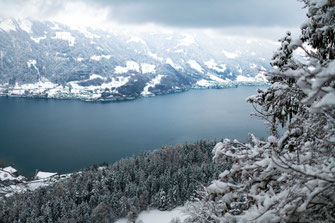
top-left (186, 1), bottom-right (335, 222)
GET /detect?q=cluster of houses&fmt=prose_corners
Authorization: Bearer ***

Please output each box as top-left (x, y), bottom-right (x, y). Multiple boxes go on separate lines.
top-left (0, 166), bottom-right (23, 182)
top-left (0, 166), bottom-right (60, 198)
top-left (0, 166), bottom-right (58, 182)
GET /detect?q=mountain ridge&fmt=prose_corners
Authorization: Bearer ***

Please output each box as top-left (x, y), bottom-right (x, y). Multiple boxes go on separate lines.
top-left (0, 18), bottom-right (274, 101)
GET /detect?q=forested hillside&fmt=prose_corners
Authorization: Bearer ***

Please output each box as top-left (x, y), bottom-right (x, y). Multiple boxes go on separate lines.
top-left (1, 0), bottom-right (332, 222)
top-left (0, 140), bottom-right (228, 222)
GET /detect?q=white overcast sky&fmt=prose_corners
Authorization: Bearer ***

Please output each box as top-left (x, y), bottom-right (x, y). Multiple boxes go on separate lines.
top-left (0, 0), bottom-right (307, 40)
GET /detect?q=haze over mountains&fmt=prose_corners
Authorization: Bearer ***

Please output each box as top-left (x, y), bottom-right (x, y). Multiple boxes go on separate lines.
top-left (0, 18), bottom-right (276, 101)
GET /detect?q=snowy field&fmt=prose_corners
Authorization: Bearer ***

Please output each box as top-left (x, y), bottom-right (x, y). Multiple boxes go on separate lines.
top-left (115, 207), bottom-right (189, 223)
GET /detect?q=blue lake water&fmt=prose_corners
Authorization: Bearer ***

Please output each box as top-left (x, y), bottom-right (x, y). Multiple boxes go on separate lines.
top-left (0, 86), bottom-right (268, 176)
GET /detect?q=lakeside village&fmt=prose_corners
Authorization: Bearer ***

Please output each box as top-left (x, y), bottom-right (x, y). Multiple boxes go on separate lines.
top-left (0, 166), bottom-right (69, 198)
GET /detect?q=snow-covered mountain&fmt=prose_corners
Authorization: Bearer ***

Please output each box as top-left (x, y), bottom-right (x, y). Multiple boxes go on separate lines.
top-left (0, 18), bottom-right (276, 101)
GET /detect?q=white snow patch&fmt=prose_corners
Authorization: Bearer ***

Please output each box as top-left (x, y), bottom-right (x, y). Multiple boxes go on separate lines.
top-left (236, 65), bottom-right (243, 74)
top-left (71, 26), bottom-right (100, 39)
top-left (3, 166), bottom-right (18, 174)
top-left (20, 78), bottom-right (57, 90)
top-left (166, 58), bottom-right (175, 67)
top-left (89, 74), bottom-right (105, 80)
top-left (127, 36), bottom-right (146, 45)
top-left (52, 32), bottom-right (76, 46)
top-left (222, 49), bottom-right (239, 59)
top-left (3, 77), bottom-right (132, 101)
top-left (178, 34), bottom-right (195, 46)
top-left (50, 23), bottom-right (61, 30)
top-left (208, 73), bottom-right (227, 83)
top-left (115, 61), bottom-right (140, 74)
top-left (166, 58), bottom-right (182, 70)
top-left (205, 59), bottom-right (227, 73)
top-left (250, 63), bottom-right (257, 69)
top-left (18, 19), bottom-right (32, 33)
top-left (195, 79), bottom-right (212, 87)
top-left (35, 171), bottom-right (57, 180)
top-left (90, 55), bottom-right (112, 61)
top-left (141, 75), bottom-right (164, 96)
top-left (294, 43), bottom-right (315, 61)
top-left (31, 36), bottom-right (46, 43)
top-left (255, 70), bottom-right (267, 82)
top-left (27, 59), bottom-right (39, 74)
top-left (68, 76), bottom-right (131, 99)
top-left (268, 136), bottom-right (277, 143)
top-left (314, 92), bottom-right (335, 108)
top-left (195, 77), bottom-right (232, 88)
top-left (148, 51), bottom-right (163, 62)
top-left (175, 49), bottom-right (184, 53)
top-left (188, 60), bottom-right (203, 73)
top-left (8, 78), bottom-right (58, 97)
top-left (69, 76), bottom-right (130, 95)
top-left (1, 171), bottom-right (71, 197)
top-left (126, 61), bottom-right (140, 72)
top-left (141, 63), bottom-right (156, 74)
top-left (236, 71), bottom-right (267, 83)
top-left (236, 75), bottom-right (255, 82)
top-left (101, 76), bottom-right (130, 89)
top-left (114, 66), bottom-right (129, 74)
top-left (76, 57), bottom-right (84, 62)
top-left (0, 170), bottom-right (17, 181)
top-left (115, 207), bottom-right (188, 223)
top-left (27, 59), bottom-right (36, 68)
top-left (0, 18), bottom-right (16, 32)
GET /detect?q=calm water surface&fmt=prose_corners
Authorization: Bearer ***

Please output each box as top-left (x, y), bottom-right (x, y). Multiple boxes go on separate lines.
top-left (0, 87), bottom-right (268, 176)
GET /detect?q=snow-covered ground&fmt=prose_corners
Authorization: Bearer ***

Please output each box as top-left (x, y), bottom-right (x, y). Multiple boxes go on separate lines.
top-left (0, 17), bottom-right (275, 102)
top-left (205, 59), bottom-right (227, 73)
top-left (0, 167), bottom-right (23, 182)
top-left (0, 73), bottom-right (268, 102)
top-left (35, 171), bottom-right (58, 180)
top-left (188, 60), bottom-right (204, 73)
top-left (52, 31), bottom-right (76, 46)
top-left (141, 75), bottom-right (165, 96)
top-left (90, 54), bottom-right (112, 61)
top-left (115, 207), bottom-right (189, 223)
top-left (0, 76), bottom-right (134, 101)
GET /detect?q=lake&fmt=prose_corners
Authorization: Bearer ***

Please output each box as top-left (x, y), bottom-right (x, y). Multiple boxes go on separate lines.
top-left (0, 86), bottom-right (268, 176)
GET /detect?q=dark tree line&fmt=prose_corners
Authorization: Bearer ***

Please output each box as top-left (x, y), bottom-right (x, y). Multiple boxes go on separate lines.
top-left (0, 140), bottom-right (228, 223)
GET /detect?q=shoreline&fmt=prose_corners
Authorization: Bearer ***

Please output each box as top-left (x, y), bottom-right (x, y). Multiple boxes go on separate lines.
top-left (0, 82), bottom-right (269, 103)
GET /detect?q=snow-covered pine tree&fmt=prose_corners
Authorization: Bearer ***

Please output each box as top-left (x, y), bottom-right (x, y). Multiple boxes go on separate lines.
top-left (186, 0), bottom-right (335, 222)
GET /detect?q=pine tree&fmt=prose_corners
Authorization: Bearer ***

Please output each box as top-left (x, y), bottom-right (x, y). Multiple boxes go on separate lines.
top-left (187, 0), bottom-right (335, 222)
